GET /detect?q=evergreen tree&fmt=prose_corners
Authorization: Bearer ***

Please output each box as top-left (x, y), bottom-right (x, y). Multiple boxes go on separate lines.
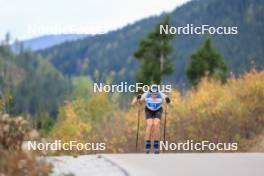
top-left (0, 45), bottom-right (70, 117)
top-left (134, 15), bottom-right (174, 84)
top-left (186, 37), bottom-right (228, 86)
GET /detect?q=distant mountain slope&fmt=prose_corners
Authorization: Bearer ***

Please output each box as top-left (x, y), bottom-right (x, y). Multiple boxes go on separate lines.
top-left (39, 0), bottom-right (264, 87)
top-left (13, 34), bottom-right (87, 51)
top-left (0, 45), bottom-right (69, 117)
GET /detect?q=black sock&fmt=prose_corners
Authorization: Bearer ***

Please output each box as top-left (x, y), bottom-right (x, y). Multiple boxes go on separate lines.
top-left (146, 140), bottom-right (151, 149)
top-left (154, 140), bottom-right (159, 149)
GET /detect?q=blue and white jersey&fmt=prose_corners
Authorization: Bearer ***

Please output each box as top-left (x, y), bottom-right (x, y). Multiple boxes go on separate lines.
top-left (141, 91), bottom-right (167, 111)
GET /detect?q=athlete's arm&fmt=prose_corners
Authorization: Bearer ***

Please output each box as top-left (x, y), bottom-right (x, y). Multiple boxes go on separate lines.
top-left (160, 92), bottom-right (171, 104)
top-left (130, 97), bottom-right (138, 106)
top-left (139, 92), bottom-right (147, 102)
top-left (130, 92), bottom-right (146, 106)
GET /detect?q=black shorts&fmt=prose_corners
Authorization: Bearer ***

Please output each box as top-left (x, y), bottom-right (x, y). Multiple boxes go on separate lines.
top-left (145, 107), bottom-right (163, 119)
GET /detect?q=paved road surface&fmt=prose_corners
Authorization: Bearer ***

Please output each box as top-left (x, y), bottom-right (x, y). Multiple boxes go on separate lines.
top-left (47, 153), bottom-right (264, 176)
top-left (47, 155), bottom-right (125, 176)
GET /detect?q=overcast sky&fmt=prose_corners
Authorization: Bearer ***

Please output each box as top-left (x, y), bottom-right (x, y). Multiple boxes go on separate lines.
top-left (0, 0), bottom-right (189, 40)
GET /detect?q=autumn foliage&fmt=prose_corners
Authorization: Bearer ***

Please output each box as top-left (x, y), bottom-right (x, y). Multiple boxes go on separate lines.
top-left (0, 114), bottom-right (51, 176)
top-left (166, 69), bottom-right (264, 150)
top-left (50, 69), bottom-right (264, 153)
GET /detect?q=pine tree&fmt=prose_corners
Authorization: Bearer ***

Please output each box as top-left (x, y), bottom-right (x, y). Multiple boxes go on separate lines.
top-left (186, 37), bottom-right (228, 86)
top-left (134, 15), bottom-right (174, 85)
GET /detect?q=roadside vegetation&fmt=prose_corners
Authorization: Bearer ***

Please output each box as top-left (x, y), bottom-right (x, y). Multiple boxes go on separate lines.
top-left (48, 69), bottom-right (264, 153)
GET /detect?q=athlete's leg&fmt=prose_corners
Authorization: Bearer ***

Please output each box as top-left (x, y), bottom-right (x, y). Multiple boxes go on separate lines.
top-left (145, 119), bottom-right (153, 153)
top-left (146, 119), bottom-right (153, 140)
top-left (153, 118), bottom-right (160, 154)
top-left (153, 118), bottom-right (161, 140)
top-left (153, 108), bottom-right (162, 154)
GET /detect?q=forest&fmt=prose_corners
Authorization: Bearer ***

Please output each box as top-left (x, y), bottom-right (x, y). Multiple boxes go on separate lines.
top-left (0, 0), bottom-right (264, 175)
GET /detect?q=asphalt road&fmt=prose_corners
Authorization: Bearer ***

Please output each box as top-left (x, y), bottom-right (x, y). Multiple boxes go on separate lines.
top-left (47, 153), bottom-right (264, 176)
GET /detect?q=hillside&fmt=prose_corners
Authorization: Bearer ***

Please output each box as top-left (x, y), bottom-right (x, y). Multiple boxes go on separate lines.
top-left (0, 45), bottom-right (69, 117)
top-left (39, 0), bottom-right (264, 87)
top-left (12, 34), bottom-right (87, 51)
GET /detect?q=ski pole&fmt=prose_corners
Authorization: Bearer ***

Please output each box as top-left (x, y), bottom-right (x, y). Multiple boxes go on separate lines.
top-left (163, 104), bottom-right (168, 142)
top-left (135, 97), bottom-right (141, 152)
